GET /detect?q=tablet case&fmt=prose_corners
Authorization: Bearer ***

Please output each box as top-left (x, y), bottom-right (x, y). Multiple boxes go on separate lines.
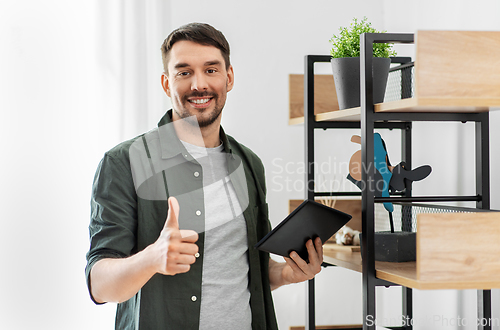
top-left (254, 200), bottom-right (352, 261)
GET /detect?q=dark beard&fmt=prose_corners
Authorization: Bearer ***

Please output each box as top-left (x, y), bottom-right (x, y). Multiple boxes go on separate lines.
top-left (196, 106), bottom-right (222, 128)
top-left (176, 91), bottom-right (224, 128)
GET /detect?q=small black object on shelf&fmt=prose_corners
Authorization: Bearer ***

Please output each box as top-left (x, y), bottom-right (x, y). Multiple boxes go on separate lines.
top-left (360, 231), bottom-right (416, 262)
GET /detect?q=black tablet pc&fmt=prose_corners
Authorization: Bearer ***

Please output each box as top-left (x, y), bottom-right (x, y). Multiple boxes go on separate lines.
top-left (254, 200), bottom-right (352, 261)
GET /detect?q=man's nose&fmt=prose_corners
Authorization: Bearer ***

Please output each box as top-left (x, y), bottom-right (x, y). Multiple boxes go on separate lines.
top-left (191, 72), bottom-right (208, 91)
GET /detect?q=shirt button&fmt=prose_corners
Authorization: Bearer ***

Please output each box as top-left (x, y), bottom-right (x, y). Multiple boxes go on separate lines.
top-left (195, 210), bottom-right (202, 216)
top-left (195, 252), bottom-right (200, 258)
top-left (184, 154), bottom-right (188, 158)
top-left (191, 295), bottom-right (197, 302)
top-left (193, 171), bottom-right (200, 177)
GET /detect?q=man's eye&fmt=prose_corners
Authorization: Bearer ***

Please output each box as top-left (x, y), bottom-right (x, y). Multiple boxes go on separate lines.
top-left (178, 72), bottom-right (190, 76)
top-left (207, 69), bottom-right (217, 74)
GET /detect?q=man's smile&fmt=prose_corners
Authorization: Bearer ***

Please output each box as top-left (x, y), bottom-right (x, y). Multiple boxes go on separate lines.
top-left (186, 93), bottom-right (217, 109)
top-left (188, 97), bottom-right (213, 108)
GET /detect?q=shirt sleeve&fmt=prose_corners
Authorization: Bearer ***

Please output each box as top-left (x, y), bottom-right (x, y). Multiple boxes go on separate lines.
top-left (85, 152), bottom-right (138, 304)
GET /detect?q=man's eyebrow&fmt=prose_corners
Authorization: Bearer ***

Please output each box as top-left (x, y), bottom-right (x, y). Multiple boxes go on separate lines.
top-left (173, 62), bottom-right (190, 70)
top-left (204, 60), bottom-right (222, 66)
top-left (173, 60), bottom-right (222, 70)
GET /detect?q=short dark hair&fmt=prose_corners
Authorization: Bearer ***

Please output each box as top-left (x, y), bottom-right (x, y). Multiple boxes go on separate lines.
top-left (161, 22), bottom-right (231, 73)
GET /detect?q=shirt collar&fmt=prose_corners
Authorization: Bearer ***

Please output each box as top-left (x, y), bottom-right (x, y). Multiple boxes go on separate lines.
top-left (157, 109), bottom-right (234, 159)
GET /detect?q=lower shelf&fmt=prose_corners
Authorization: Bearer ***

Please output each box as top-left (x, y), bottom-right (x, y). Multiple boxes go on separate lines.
top-left (321, 210), bottom-right (500, 290)
top-left (323, 248), bottom-right (500, 290)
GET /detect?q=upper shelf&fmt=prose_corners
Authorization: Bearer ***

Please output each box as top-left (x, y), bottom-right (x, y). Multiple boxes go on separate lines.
top-left (289, 30), bottom-right (500, 125)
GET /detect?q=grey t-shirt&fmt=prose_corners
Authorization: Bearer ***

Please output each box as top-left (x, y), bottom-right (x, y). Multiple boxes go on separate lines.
top-left (181, 140), bottom-right (252, 330)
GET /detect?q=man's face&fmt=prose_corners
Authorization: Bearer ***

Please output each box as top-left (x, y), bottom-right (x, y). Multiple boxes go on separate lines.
top-left (162, 40), bottom-right (234, 127)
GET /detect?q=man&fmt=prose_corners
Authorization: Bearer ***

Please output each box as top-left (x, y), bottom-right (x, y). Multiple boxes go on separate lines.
top-left (86, 22), bottom-right (323, 330)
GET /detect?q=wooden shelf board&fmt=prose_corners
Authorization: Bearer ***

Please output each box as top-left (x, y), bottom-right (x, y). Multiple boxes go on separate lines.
top-left (288, 116), bottom-right (305, 125)
top-left (289, 98), bottom-right (499, 125)
top-left (323, 250), bottom-right (362, 273)
top-left (376, 98), bottom-right (495, 112)
top-left (315, 107), bottom-right (361, 122)
top-left (323, 249), bottom-right (500, 290)
top-left (417, 212), bottom-right (500, 289)
top-left (289, 106), bottom-right (362, 124)
top-left (323, 242), bottom-right (360, 253)
top-left (415, 31), bottom-right (500, 104)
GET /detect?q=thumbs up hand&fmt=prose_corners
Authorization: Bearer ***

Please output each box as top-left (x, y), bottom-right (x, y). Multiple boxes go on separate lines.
top-left (151, 197), bottom-right (199, 276)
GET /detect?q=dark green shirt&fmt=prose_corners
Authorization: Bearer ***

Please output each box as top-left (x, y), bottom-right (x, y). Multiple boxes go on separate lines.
top-left (86, 110), bottom-right (278, 330)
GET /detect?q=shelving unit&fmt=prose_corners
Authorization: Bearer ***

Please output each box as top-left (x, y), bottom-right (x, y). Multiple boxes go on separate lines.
top-left (298, 31), bottom-right (500, 330)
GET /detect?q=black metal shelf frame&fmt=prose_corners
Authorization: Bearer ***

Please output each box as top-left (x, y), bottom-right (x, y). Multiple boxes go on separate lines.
top-left (303, 33), bottom-right (491, 330)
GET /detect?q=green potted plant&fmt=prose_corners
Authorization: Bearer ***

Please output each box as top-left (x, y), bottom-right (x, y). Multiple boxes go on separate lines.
top-left (329, 17), bottom-right (396, 110)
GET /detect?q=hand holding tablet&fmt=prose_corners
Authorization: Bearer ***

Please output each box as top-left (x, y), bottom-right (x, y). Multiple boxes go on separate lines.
top-left (255, 200), bottom-right (352, 261)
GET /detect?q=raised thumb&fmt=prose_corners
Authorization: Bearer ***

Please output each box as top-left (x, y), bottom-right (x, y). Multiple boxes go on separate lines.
top-left (164, 196), bottom-right (180, 229)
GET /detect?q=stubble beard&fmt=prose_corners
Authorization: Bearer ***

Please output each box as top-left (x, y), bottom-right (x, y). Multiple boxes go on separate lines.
top-left (174, 90), bottom-right (225, 128)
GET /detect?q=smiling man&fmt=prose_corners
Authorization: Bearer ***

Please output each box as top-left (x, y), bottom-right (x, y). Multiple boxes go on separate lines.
top-left (164, 39), bottom-right (231, 130)
top-left (86, 23), bottom-right (323, 330)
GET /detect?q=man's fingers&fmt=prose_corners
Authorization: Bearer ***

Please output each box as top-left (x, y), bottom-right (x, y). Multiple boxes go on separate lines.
top-left (168, 251), bottom-right (197, 265)
top-left (180, 229), bottom-right (198, 242)
top-left (315, 237), bottom-right (323, 262)
top-left (164, 243), bottom-right (198, 275)
top-left (284, 255), bottom-right (305, 275)
top-left (280, 239), bottom-right (324, 284)
top-left (289, 251), bottom-right (309, 270)
top-left (177, 240), bottom-right (199, 255)
top-left (167, 263), bottom-right (191, 274)
top-left (305, 238), bottom-right (322, 266)
top-left (164, 197), bottom-right (180, 230)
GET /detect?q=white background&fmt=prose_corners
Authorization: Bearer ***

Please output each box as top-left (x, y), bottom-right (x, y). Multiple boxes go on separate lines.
top-left (1, 0), bottom-right (499, 329)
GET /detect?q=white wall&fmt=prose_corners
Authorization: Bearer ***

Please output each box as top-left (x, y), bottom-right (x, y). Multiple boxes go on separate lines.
top-left (0, 1), bottom-right (117, 329)
top-left (0, 1), bottom-right (171, 329)
top-left (1, 0), bottom-right (499, 329)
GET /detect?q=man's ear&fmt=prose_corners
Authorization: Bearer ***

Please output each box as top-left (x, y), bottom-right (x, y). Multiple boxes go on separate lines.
top-left (226, 65), bottom-right (234, 92)
top-left (161, 73), bottom-right (171, 97)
